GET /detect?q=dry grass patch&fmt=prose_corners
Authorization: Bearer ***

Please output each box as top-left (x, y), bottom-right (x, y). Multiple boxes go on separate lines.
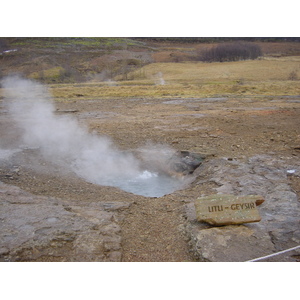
top-left (48, 80), bottom-right (300, 101)
top-left (127, 57), bottom-right (300, 83)
top-left (3, 57), bottom-right (298, 101)
top-left (101, 57), bottom-right (300, 97)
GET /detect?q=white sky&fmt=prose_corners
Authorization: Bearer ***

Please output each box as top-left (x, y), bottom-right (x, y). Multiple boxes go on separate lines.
top-left (1, 1), bottom-right (298, 37)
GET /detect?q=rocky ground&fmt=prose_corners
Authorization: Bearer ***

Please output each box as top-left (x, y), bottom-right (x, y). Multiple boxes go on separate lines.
top-left (1, 94), bottom-right (300, 261)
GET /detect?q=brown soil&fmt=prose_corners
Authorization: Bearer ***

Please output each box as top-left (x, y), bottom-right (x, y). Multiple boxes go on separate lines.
top-left (1, 94), bottom-right (300, 261)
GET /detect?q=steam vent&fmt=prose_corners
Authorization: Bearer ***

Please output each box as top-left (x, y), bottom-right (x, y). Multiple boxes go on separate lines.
top-left (117, 150), bottom-right (206, 197)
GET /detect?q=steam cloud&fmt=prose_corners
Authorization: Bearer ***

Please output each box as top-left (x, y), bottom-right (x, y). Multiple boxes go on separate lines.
top-left (1, 76), bottom-right (182, 196)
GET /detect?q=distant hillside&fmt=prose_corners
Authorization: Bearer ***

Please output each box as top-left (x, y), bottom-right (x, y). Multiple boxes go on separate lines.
top-left (133, 37), bottom-right (300, 43)
top-left (1, 37), bottom-right (300, 84)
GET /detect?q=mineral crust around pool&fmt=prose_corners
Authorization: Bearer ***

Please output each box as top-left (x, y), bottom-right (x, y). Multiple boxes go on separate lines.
top-left (194, 194), bottom-right (265, 226)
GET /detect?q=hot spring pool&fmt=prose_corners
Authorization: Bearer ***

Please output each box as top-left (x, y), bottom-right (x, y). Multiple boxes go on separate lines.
top-left (90, 170), bottom-right (186, 198)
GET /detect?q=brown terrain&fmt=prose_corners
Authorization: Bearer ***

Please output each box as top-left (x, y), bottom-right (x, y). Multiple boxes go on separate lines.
top-left (0, 38), bottom-right (300, 261)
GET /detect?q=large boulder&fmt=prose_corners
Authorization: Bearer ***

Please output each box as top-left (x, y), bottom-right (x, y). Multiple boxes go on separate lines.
top-left (189, 225), bottom-right (276, 262)
top-left (0, 182), bottom-right (132, 261)
top-left (185, 154), bottom-right (300, 262)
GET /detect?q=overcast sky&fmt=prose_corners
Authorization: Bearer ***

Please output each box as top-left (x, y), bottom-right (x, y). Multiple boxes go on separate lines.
top-left (1, 1), bottom-right (298, 37)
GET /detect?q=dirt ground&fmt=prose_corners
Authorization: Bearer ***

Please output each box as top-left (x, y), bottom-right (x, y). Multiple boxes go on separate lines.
top-left (1, 93), bottom-right (300, 261)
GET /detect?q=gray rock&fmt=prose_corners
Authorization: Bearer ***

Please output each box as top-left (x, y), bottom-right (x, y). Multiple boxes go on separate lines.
top-left (0, 182), bottom-right (132, 261)
top-left (186, 154), bottom-right (300, 261)
top-left (190, 225), bottom-right (276, 262)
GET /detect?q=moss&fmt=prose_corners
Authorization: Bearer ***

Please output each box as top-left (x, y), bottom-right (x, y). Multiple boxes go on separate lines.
top-left (29, 67), bottom-right (66, 82)
top-left (9, 37), bottom-right (143, 50)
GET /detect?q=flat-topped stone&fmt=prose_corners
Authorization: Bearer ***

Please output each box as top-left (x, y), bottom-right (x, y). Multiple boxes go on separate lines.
top-left (194, 194), bottom-right (264, 226)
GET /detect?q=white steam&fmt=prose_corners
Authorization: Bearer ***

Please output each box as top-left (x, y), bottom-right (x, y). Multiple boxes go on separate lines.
top-left (2, 76), bottom-right (141, 179)
top-left (1, 76), bottom-right (183, 197)
top-left (155, 72), bottom-right (165, 85)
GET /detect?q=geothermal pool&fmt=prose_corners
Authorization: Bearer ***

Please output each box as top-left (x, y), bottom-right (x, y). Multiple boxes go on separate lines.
top-left (90, 170), bottom-right (186, 197)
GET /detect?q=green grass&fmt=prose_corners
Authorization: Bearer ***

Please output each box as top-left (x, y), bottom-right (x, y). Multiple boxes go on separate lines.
top-left (29, 67), bottom-right (65, 80)
top-left (9, 37), bottom-right (146, 50)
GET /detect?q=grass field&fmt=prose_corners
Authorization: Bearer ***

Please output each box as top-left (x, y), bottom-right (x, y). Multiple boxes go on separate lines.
top-left (1, 39), bottom-right (300, 100)
top-left (48, 56), bottom-right (300, 100)
top-left (131, 57), bottom-right (300, 82)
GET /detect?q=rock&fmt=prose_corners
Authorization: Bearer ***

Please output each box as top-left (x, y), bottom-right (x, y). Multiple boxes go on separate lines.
top-left (190, 225), bottom-right (276, 262)
top-left (186, 154), bottom-right (300, 261)
top-left (0, 181), bottom-right (131, 261)
top-left (167, 151), bottom-right (205, 176)
top-left (135, 148), bottom-right (205, 177)
top-left (194, 194), bottom-right (264, 225)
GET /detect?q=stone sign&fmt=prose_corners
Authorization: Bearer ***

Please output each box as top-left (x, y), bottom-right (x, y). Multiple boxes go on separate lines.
top-left (194, 194), bottom-right (265, 226)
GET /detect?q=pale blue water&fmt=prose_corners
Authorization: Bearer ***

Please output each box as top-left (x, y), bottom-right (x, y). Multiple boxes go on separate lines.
top-left (93, 170), bottom-right (185, 198)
